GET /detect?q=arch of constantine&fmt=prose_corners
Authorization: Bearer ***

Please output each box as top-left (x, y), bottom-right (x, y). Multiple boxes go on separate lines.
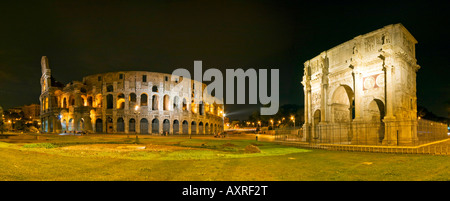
top-left (302, 24), bottom-right (421, 145)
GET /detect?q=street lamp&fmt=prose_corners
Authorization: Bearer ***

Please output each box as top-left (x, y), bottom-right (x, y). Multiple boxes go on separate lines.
top-left (291, 116), bottom-right (295, 129)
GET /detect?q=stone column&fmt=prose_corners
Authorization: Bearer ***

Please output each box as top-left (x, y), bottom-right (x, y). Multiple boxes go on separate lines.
top-left (353, 71), bottom-right (363, 121)
top-left (383, 56), bottom-right (398, 145)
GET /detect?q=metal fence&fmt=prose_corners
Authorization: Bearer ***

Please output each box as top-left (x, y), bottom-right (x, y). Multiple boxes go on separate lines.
top-left (275, 119), bottom-right (448, 147)
top-left (275, 140), bottom-right (450, 155)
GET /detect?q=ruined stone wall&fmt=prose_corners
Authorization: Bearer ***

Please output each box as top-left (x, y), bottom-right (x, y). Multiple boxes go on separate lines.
top-left (40, 61), bottom-right (224, 134)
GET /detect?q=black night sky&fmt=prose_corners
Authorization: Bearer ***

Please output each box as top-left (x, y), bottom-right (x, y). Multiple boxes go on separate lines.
top-left (0, 0), bottom-right (449, 120)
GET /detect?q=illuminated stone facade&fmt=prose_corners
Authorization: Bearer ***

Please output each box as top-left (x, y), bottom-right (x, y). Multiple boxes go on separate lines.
top-left (39, 57), bottom-right (224, 134)
top-left (302, 24), bottom-right (420, 145)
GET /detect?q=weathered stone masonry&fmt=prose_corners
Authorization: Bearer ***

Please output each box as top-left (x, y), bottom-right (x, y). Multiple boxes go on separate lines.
top-left (40, 57), bottom-right (224, 134)
top-left (302, 24), bottom-right (420, 145)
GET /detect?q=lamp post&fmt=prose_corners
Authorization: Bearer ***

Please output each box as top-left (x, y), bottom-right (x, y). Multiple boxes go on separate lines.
top-left (291, 116), bottom-right (295, 129)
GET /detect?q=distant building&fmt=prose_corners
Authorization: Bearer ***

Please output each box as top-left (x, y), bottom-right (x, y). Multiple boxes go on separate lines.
top-left (21, 104), bottom-right (41, 123)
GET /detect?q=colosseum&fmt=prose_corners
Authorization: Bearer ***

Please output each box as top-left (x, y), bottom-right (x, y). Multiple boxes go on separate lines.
top-left (39, 56), bottom-right (225, 135)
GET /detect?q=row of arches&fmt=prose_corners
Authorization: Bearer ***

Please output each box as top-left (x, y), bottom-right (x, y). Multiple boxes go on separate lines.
top-left (56, 92), bottom-right (219, 116)
top-left (313, 84), bottom-right (386, 124)
top-left (93, 118), bottom-right (222, 134)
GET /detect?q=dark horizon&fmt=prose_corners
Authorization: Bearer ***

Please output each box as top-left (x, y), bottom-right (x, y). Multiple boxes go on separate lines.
top-left (0, 0), bottom-right (449, 120)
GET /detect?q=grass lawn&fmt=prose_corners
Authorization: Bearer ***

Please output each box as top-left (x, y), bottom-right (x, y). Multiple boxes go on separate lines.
top-left (0, 134), bottom-right (448, 181)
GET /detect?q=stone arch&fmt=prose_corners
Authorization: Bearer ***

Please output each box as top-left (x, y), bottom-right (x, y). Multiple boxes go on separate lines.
top-left (182, 98), bottom-right (187, 111)
top-left (78, 118), bottom-right (85, 131)
top-left (163, 94), bottom-right (170, 111)
top-left (62, 119), bottom-right (67, 131)
top-left (152, 118), bottom-right (159, 134)
top-left (87, 96), bottom-right (93, 107)
top-left (173, 120), bottom-right (180, 134)
top-left (198, 121), bottom-right (204, 134)
top-left (117, 117), bottom-right (125, 132)
top-left (182, 120), bottom-right (189, 134)
top-left (117, 93), bottom-right (125, 109)
top-left (367, 99), bottom-right (385, 122)
top-left (63, 97), bottom-right (67, 108)
top-left (129, 118), bottom-right (136, 132)
top-left (191, 121), bottom-right (197, 134)
top-left (140, 118), bottom-right (148, 134)
top-left (331, 85), bottom-right (354, 123)
top-left (199, 102), bottom-right (204, 115)
top-left (205, 123), bottom-right (209, 134)
top-left (141, 93), bottom-right (148, 106)
top-left (95, 118), bottom-right (103, 133)
top-left (152, 95), bottom-right (159, 110)
top-left (367, 99), bottom-right (386, 143)
top-left (173, 96), bottom-right (180, 110)
top-left (152, 85), bottom-right (158, 92)
top-left (163, 119), bottom-right (170, 134)
top-left (129, 93), bottom-right (137, 108)
top-left (68, 118), bottom-right (74, 131)
top-left (106, 94), bottom-right (113, 109)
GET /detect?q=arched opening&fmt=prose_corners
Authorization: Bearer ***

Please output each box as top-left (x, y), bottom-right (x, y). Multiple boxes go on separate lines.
top-left (191, 121), bottom-right (197, 134)
top-left (78, 118), bottom-right (85, 131)
top-left (152, 95), bottom-right (159, 110)
top-left (182, 120), bottom-right (189, 134)
top-left (117, 94), bottom-right (125, 109)
top-left (81, 97), bottom-right (86, 106)
top-left (331, 85), bottom-right (354, 123)
top-left (173, 120), bottom-right (180, 134)
top-left (63, 97), bottom-right (67, 108)
top-left (152, 118), bottom-right (159, 134)
top-left (205, 123), bottom-right (209, 134)
top-left (129, 118), bottom-right (136, 132)
top-left (129, 93), bottom-right (137, 108)
top-left (68, 119), bottom-right (74, 131)
top-left (199, 102), bottom-right (204, 115)
top-left (368, 99), bottom-right (385, 143)
top-left (95, 118), bottom-right (103, 133)
top-left (152, 85), bottom-right (158, 92)
top-left (163, 95), bottom-right (170, 111)
top-left (106, 94), bottom-right (113, 109)
top-left (198, 122), bottom-right (204, 134)
top-left (62, 119), bottom-right (67, 131)
top-left (182, 98), bottom-right (187, 111)
top-left (368, 99), bottom-right (385, 122)
top-left (117, 117), bottom-right (125, 132)
top-left (140, 118), bottom-right (148, 134)
top-left (173, 96), bottom-right (179, 110)
top-left (330, 85), bottom-right (354, 144)
top-left (141, 93), bottom-right (148, 106)
top-left (87, 96), bottom-right (93, 107)
top-left (163, 119), bottom-right (170, 134)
